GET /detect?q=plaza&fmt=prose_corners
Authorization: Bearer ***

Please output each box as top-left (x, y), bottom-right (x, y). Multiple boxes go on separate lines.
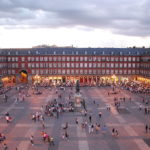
top-left (0, 84), bottom-right (150, 150)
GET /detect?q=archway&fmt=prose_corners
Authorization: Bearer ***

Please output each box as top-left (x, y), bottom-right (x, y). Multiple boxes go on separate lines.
top-left (20, 70), bottom-right (28, 83)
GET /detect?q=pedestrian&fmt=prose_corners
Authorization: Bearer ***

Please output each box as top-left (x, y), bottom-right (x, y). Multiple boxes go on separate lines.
top-left (98, 112), bottom-right (102, 118)
top-left (112, 128), bottom-right (115, 136)
top-left (115, 129), bottom-right (119, 137)
top-left (48, 136), bottom-right (54, 146)
top-left (63, 122), bottom-right (68, 130)
top-left (75, 118), bottom-right (79, 124)
top-left (145, 124), bottom-right (148, 133)
top-left (91, 124), bottom-right (94, 133)
top-left (30, 135), bottom-right (34, 146)
top-left (65, 131), bottom-right (69, 140)
top-left (89, 115), bottom-right (92, 123)
top-left (41, 121), bottom-right (45, 129)
top-left (88, 124), bottom-right (92, 134)
top-left (3, 143), bottom-right (8, 150)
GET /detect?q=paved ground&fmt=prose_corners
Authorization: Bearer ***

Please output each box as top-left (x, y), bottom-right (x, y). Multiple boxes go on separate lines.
top-left (0, 85), bottom-right (150, 150)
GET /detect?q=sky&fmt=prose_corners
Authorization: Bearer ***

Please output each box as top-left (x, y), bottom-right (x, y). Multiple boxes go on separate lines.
top-left (0, 0), bottom-right (150, 48)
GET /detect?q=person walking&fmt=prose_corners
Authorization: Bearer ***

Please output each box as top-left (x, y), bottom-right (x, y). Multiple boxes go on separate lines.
top-left (89, 115), bottom-right (92, 123)
top-left (98, 112), bottom-right (102, 118)
top-left (145, 124), bottom-right (148, 133)
top-left (30, 135), bottom-right (34, 146)
top-left (75, 118), bottom-right (79, 125)
top-left (3, 143), bottom-right (8, 150)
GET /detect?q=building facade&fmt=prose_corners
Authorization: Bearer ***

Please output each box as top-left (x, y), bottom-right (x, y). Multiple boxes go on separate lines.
top-left (0, 47), bottom-right (150, 86)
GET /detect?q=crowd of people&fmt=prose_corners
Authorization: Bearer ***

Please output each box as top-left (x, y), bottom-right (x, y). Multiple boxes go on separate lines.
top-left (0, 81), bottom-right (150, 150)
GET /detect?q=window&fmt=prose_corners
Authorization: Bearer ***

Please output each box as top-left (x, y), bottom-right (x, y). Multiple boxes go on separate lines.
top-left (36, 57), bottom-right (39, 61)
top-left (124, 63), bottom-right (127, 68)
top-left (98, 57), bottom-right (101, 61)
top-left (49, 57), bottom-right (52, 61)
top-left (62, 63), bottom-right (65, 68)
top-left (8, 57), bottom-right (11, 61)
top-left (44, 57), bottom-right (48, 61)
top-left (124, 70), bottom-right (127, 74)
top-left (93, 63), bottom-right (97, 68)
top-left (84, 57), bottom-right (87, 61)
top-left (53, 57), bottom-right (57, 61)
top-left (31, 57), bottom-right (34, 61)
top-left (115, 70), bottom-right (118, 74)
top-left (93, 57), bottom-right (97, 61)
top-left (84, 63), bottom-right (87, 68)
top-left (58, 63), bottom-right (61, 68)
top-left (71, 63), bottom-right (74, 68)
top-left (111, 57), bottom-right (114, 61)
top-left (132, 57), bottom-right (135, 61)
top-left (119, 70), bottom-right (122, 74)
top-left (80, 69), bottom-right (83, 74)
top-left (80, 63), bottom-right (83, 68)
top-left (102, 63), bottom-right (105, 68)
top-left (21, 63), bottom-right (25, 68)
top-left (128, 63), bottom-right (131, 68)
top-left (128, 70), bottom-right (131, 74)
top-left (31, 69), bottom-right (35, 74)
top-left (15, 57), bottom-right (18, 61)
top-left (62, 69), bottom-right (66, 74)
top-left (111, 63), bottom-right (114, 68)
top-left (40, 70), bottom-right (43, 74)
top-left (80, 57), bottom-right (83, 61)
top-left (58, 57), bottom-right (61, 61)
top-left (76, 57), bottom-right (79, 61)
top-left (71, 57), bottom-right (74, 61)
top-left (124, 57), bottom-right (127, 61)
top-left (75, 63), bottom-right (78, 68)
top-left (71, 69), bottom-right (74, 74)
top-left (132, 63), bottom-right (135, 68)
top-left (120, 57), bottom-right (123, 61)
top-left (36, 63), bottom-right (39, 68)
top-left (115, 57), bottom-right (118, 61)
top-left (84, 69), bottom-right (87, 74)
top-left (67, 63), bottom-right (70, 68)
top-left (120, 63), bottom-right (123, 68)
top-left (53, 63), bottom-right (57, 68)
top-left (40, 57), bottom-right (43, 61)
top-left (62, 57), bottom-right (66, 61)
top-left (89, 63), bottom-right (92, 68)
top-left (106, 70), bottom-right (110, 74)
top-left (128, 57), bottom-right (131, 61)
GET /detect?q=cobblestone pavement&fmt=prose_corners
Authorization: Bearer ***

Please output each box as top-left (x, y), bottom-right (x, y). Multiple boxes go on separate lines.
top-left (0, 86), bottom-right (150, 150)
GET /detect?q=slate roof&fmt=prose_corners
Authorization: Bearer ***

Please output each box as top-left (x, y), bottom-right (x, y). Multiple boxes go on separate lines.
top-left (0, 47), bottom-right (150, 56)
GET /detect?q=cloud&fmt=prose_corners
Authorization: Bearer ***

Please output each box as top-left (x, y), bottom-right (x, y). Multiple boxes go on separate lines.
top-left (0, 0), bottom-right (150, 36)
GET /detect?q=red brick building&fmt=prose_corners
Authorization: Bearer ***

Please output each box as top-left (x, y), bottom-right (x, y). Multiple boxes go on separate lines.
top-left (0, 47), bottom-right (150, 86)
